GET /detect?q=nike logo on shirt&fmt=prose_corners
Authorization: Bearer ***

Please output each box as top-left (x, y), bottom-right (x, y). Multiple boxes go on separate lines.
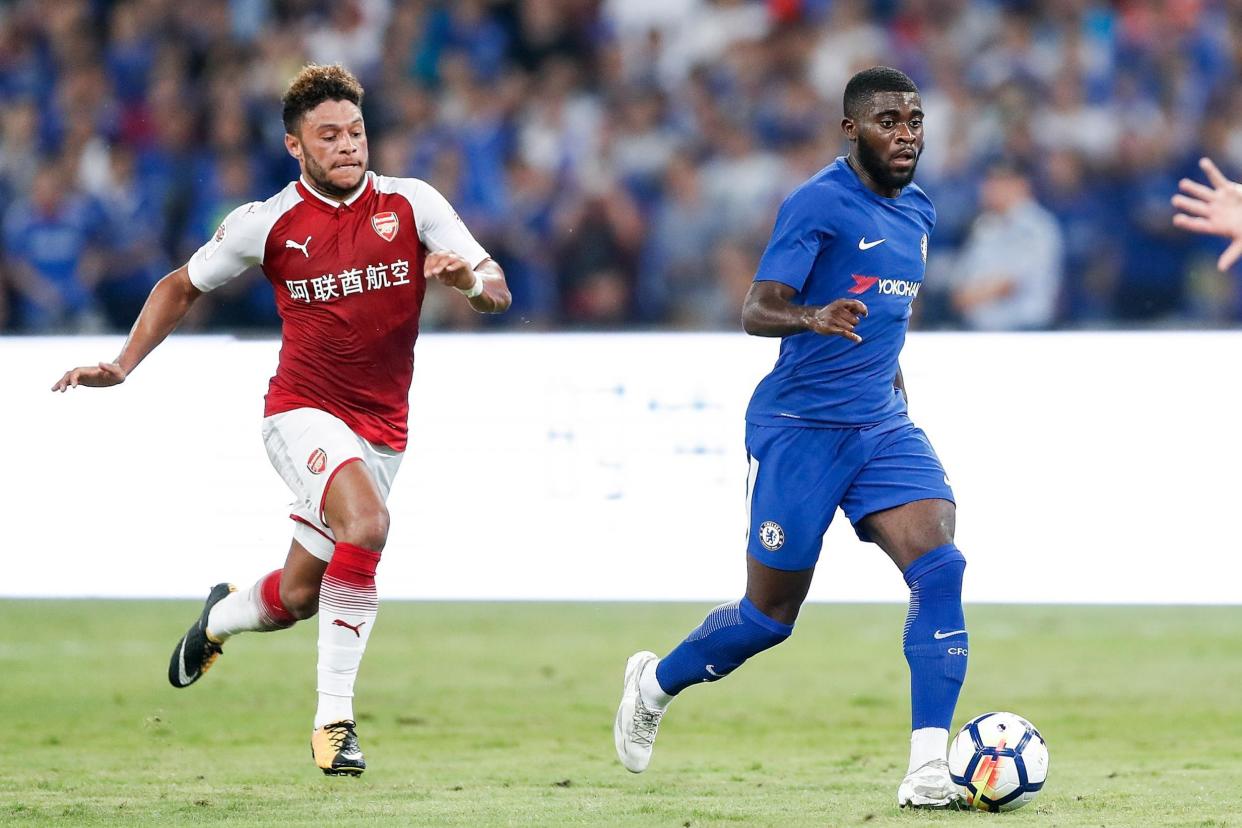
top-left (933, 629), bottom-right (967, 639)
top-left (858, 237), bottom-right (886, 250)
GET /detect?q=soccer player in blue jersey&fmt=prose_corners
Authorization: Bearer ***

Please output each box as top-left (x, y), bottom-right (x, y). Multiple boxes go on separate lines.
top-left (614, 67), bottom-right (968, 809)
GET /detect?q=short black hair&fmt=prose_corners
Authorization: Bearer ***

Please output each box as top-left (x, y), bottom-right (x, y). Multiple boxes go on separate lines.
top-left (843, 66), bottom-right (919, 119)
top-left (282, 64), bottom-right (364, 135)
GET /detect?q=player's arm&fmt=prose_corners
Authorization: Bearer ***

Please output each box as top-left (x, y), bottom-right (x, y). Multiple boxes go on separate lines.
top-left (51, 264), bottom-right (202, 391)
top-left (894, 365), bottom-right (907, 405)
top-left (741, 280), bottom-right (868, 343)
top-left (408, 179), bottom-right (511, 313)
top-left (746, 185), bottom-right (865, 339)
top-left (51, 199), bottom-right (263, 391)
top-left (1172, 157), bottom-right (1242, 270)
top-left (424, 254), bottom-right (511, 313)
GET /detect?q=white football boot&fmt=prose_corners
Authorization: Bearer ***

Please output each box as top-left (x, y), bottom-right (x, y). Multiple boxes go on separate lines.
top-left (898, 758), bottom-right (965, 808)
top-left (614, 651), bottom-right (664, 773)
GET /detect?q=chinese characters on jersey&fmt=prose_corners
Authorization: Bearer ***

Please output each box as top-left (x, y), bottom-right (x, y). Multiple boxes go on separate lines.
top-left (285, 259), bottom-right (413, 303)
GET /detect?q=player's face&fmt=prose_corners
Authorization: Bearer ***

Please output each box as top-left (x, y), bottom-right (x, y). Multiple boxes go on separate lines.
top-left (286, 99), bottom-right (369, 198)
top-left (844, 92), bottom-right (924, 194)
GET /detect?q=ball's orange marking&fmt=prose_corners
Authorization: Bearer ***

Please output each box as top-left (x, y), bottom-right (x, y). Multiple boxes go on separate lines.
top-left (970, 738), bottom-right (1007, 805)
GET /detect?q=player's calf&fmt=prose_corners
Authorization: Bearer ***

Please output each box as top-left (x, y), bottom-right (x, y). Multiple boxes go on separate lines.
top-left (315, 543), bottom-right (381, 734)
top-left (169, 570), bottom-right (304, 689)
top-left (900, 544), bottom-right (968, 790)
top-left (205, 569), bottom-right (299, 641)
top-left (901, 545), bottom-right (968, 731)
top-left (655, 597), bottom-right (793, 693)
top-left (614, 598), bottom-right (793, 773)
top-left (279, 578), bottom-right (321, 620)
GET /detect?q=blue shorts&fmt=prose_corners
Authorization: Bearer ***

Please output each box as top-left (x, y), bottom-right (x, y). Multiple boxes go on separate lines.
top-left (745, 417), bottom-right (954, 571)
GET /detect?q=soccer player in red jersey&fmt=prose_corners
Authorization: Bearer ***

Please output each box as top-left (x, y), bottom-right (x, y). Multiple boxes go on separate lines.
top-left (51, 64), bottom-right (510, 775)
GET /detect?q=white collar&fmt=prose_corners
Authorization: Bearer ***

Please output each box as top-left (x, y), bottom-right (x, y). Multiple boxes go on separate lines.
top-left (300, 171), bottom-right (369, 207)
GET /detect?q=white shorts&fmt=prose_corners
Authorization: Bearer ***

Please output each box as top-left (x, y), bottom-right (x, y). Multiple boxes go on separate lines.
top-left (261, 407), bottom-right (404, 562)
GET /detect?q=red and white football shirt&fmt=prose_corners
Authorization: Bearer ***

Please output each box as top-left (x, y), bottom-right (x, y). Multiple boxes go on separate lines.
top-left (187, 172), bottom-right (489, 451)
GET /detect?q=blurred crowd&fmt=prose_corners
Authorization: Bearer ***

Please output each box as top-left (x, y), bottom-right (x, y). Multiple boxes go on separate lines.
top-left (3, 0), bottom-right (1242, 334)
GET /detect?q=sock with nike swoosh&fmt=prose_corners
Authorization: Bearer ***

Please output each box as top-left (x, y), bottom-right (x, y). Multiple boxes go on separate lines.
top-left (315, 542), bottom-right (380, 729)
top-left (650, 597), bottom-right (792, 704)
top-left (902, 543), bottom-right (968, 768)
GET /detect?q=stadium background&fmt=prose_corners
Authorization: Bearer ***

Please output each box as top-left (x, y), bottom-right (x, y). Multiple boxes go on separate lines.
top-left (5, 4), bottom-right (1242, 825)
top-left (3, 0), bottom-right (1242, 334)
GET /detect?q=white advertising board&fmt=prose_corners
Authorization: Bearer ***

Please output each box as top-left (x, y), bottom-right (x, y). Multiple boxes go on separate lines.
top-left (5, 332), bottom-right (1239, 604)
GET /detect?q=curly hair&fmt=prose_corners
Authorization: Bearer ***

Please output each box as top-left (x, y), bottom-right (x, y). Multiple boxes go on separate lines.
top-left (281, 64), bottom-right (364, 135)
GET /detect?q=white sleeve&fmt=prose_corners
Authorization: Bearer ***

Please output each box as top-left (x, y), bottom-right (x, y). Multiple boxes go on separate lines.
top-left (186, 201), bottom-right (269, 292)
top-left (409, 181), bottom-right (491, 268)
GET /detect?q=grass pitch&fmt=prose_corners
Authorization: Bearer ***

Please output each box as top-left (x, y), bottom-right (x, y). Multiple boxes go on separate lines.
top-left (1, 600), bottom-right (1239, 827)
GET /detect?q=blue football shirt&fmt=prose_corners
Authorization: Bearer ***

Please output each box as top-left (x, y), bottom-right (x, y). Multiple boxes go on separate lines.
top-left (746, 157), bottom-right (936, 427)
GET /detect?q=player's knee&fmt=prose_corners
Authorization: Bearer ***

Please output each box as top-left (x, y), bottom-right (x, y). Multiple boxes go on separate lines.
top-left (738, 596), bottom-right (796, 645)
top-left (746, 593), bottom-right (804, 627)
top-left (883, 503), bottom-right (956, 565)
top-left (906, 544), bottom-right (966, 589)
top-left (280, 580), bottom-right (320, 620)
top-left (929, 524), bottom-right (956, 553)
top-left (923, 505), bottom-right (956, 550)
top-left (337, 506), bottom-right (390, 551)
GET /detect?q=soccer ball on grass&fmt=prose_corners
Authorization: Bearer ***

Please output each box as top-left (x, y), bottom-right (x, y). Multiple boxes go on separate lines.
top-left (947, 711), bottom-right (1049, 811)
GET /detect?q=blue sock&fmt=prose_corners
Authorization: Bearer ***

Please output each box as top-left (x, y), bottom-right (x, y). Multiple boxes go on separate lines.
top-left (654, 596), bottom-right (793, 696)
top-left (902, 544), bottom-right (968, 731)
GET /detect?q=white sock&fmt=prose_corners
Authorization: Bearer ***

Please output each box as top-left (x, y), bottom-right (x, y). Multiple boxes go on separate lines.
top-left (315, 693), bottom-right (354, 728)
top-left (908, 727), bottom-right (950, 773)
top-left (639, 658), bottom-right (673, 710)
top-left (314, 569), bottom-right (378, 728)
top-left (206, 581), bottom-right (287, 641)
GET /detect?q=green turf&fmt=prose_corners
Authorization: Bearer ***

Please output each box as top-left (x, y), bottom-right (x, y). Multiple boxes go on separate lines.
top-left (1, 600), bottom-right (1239, 827)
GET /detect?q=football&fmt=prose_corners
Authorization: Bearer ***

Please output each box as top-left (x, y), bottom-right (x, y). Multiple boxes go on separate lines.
top-left (948, 711), bottom-right (1049, 811)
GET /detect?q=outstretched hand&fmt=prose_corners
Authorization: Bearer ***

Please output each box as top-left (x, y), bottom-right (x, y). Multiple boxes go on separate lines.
top-left (806, 298), bottom-right (868, 343)
top-left (1172, 157), bottom-right (1242, 271)
top-left (51, 361), bottom-right (127, 392)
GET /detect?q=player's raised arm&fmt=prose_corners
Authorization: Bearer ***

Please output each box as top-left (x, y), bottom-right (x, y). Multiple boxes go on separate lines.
top-left (424, 253), bottom-right (511, 314)
top-left (1172, 157), bottom-right (1242, 271)
top-left (51, 264), bottom-right (202, 391)
top-left (741, 280), bottom-right (868, 343)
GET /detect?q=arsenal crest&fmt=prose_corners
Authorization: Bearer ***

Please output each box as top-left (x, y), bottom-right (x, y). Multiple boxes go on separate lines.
top-left (307, 448), bottom-right (327, 475)
top-left (372, 211), bottom-right (399, 242)
top-left (203, 221), bottom-right (227, 260)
